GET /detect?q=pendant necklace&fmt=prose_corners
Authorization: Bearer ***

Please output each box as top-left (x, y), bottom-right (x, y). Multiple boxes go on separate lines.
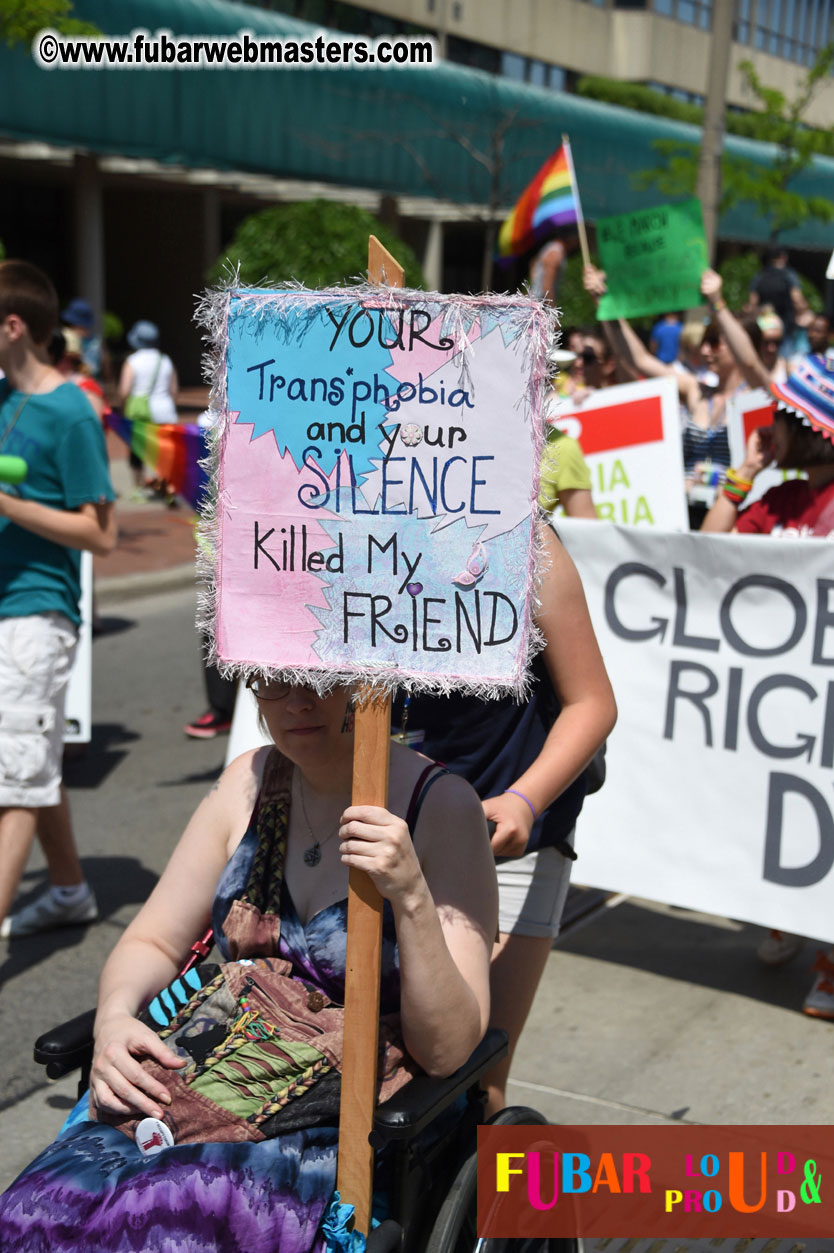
top-left (296, 772), bottom-right (341, 868)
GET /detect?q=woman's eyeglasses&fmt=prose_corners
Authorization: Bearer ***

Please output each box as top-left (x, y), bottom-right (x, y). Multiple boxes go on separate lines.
top-left (245, 675), bottom-right (292, 700)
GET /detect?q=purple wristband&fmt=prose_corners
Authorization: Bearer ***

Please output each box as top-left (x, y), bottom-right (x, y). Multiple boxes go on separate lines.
top-left (504, 788), bottom-right (538, 821)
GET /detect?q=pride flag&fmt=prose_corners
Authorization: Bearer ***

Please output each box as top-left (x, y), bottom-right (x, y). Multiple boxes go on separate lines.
top-left (106, 413), bottom-right (209, 510)
top-left (497, 139), bottom-right (584, 260)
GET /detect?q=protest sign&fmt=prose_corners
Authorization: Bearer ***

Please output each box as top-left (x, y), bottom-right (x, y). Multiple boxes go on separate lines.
top-left (726, 387), bottom-right (805, 506)
top-left (560, 518), bottom-right (834, 944)
top-left (202, 284), bottom-right (552, 696)
top-left (596, 198), bottom-right (708, 321)
top-left (549, 377), bottom-right (687, 529)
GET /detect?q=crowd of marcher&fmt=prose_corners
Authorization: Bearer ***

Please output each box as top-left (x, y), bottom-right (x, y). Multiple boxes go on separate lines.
top-left (0, 234), bottom-right (831, 1250)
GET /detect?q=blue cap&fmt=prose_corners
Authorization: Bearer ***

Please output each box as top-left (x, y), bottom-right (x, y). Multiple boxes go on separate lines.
top-left (127, 320), bottom-right (159, 350)
top-left (61, 298), bottom-right (94, 331)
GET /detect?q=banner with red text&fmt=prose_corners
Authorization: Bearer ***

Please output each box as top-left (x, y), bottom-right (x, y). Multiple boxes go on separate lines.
top-left (549, 377), bottom-right (687, 529)
top-left (559, 518), bottom-right (834, 944)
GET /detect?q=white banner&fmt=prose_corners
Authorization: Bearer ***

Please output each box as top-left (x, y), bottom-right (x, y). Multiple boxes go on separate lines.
top-left (64, 550), bottom-right (93, 744)
top-left (560, 518), bottom-right (834, 944)
top-left (550, 377), bottom-right (687, 531)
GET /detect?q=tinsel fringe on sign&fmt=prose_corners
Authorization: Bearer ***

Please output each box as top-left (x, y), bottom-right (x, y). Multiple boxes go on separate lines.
top-left (194, 274), bottom-right (557, 701)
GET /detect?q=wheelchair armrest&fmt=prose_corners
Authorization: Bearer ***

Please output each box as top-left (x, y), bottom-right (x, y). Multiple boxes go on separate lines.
top-left (34, 1008), bottom-right (96, 1081)
top-left (370, 1027), bottom-right (508, 1145)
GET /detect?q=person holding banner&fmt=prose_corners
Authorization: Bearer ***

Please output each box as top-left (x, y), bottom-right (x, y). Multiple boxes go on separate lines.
top-left (0, 683), bottom-right (498, 1250)
top-left (0, 261), bottom-right (115, 941)
top-left (394, 525), bottom-right (617, 1113)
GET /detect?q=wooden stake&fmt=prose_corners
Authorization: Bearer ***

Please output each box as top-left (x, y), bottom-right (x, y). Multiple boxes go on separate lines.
top-left (336, 236), bottom-right (403, 1235)
top-left (562, 134), bottom-right (591, 272)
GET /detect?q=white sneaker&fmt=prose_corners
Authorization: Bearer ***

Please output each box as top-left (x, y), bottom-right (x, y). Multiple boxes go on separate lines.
top-left (0, 886), bottom-right (98, 938)
top-left (756, 929), bottom-right (805, 966)
top-left (803, 951), bottom-right (834, 1021)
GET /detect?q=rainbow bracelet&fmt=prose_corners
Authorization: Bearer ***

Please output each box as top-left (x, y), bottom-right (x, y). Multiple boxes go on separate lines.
top-left (722, 467), bottom-right (754, 506)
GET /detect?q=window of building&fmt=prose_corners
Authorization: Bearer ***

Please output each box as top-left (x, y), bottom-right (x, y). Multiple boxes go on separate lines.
top-left (501, 52), bottom-right (526, 80)
top-left (652, 0), bottom-right (713, 27)
top-left (751, 0), bottom-right (834, 65)
top-left (498, 51), bottom-right (568, 92)
top-left (734, 0), bottom-right (752, 44)
top-left (446, 34), bottom-right (501, 73)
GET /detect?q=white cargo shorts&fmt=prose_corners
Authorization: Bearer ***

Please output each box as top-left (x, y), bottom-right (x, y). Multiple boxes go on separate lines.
top-left (0, 613), bottom-right (78, 808)
top-left (496, 830), bottom-right (576, 939)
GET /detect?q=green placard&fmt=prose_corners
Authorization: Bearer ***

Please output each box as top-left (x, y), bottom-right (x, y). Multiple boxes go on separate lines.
top-left (596, 198), bottom-right (708, 321)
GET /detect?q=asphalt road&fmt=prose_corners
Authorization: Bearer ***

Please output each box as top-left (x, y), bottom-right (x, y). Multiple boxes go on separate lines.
top-left (0, 587), bottom-right (223, 1120)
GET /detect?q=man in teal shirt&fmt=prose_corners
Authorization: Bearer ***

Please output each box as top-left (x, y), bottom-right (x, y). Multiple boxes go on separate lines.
top-left (0, 261), bottom-right (115, 938)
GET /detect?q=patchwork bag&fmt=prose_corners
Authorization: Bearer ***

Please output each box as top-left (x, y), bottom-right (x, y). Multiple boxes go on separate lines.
top-left (95, 752), bottom-right (418, 1146)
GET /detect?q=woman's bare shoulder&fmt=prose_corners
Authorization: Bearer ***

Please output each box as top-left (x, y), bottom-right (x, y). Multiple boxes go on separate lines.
top-left (389, 742), bottom-right (485, 844)
top-left (211, 746), bottom-right (273, 840)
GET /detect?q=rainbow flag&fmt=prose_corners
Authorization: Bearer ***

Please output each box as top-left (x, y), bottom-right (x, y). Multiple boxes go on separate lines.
top-left (107, 413), bottom-right (209, 510)
top-left (498, 140), bottom-right (583, 260)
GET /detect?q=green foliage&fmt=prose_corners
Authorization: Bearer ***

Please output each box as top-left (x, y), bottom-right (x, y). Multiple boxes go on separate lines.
top-left (0, 0), bottom-right (98, 45)
top-left (0, 238), bottom-right (5, 261)
top-left (102, 310), bottom-right (123, 344)
top-left (796, 271), bottom-right (824, 313)
top-left (716, 251), bottom-right (761, 310)
top-left (577, 76), bottom-right (704, 127)
top-left (576, 72), bottom-right (834, 156)
top-left (626, 43), bottom-right (834, 239)
top-left (718, 250), bottom-right (822, 313)
top-left (556, 252), bottom-right (598, 329)
top-left (209, 200), bottom-right (426, 290)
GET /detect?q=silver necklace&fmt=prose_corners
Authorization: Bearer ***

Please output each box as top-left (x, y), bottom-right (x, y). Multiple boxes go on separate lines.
top-left (296, 773), bottom-right (341, 868)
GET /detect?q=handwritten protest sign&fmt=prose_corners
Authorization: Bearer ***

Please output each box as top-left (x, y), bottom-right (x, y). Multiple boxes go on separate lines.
top-left (549, 377), bottom-right (687, 529)
top-left (559, 518), bottom-right (834, 944)
top-left (202, 285), bottom-right (552, 695)
top-left (596, 198), bottom-right (708, 321)
top-left (726, 387), bottom-right (806, 507)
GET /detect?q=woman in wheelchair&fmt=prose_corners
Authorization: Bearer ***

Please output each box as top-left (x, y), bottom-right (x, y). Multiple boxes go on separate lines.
top-left (0, 683), bottom-right (497, 1253)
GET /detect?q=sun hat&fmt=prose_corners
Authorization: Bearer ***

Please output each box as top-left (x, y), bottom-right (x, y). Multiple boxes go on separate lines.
top-left (771, 351), bottom-right (834, 443)
top-left (127, 320), bottom-right (160, 350)
top-left (61, 297), bottom-right (94, 331)
top-left (62, 328), bottom-right (83, 358)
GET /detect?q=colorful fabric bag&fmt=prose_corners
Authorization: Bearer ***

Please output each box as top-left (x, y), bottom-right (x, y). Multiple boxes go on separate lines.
top-left (94, 752), bottom-right (418, 1146)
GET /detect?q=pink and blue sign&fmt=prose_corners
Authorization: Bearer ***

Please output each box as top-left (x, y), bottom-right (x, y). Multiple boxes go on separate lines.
top-left (200, 284), bottom-right (553, 697)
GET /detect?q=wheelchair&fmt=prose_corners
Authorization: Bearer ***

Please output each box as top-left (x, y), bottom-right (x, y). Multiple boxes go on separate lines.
top-left (34, 1011), bottom-right (580, 1253)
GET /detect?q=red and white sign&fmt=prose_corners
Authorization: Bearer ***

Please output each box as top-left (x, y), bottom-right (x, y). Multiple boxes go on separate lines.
top-left (549, 377), bottom-right (687, 529)
top-left (726, 388), bottom-right (805, 506)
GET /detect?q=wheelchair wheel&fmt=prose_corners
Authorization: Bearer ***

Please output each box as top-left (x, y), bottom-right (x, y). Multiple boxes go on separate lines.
top-left (424, 1106), bottom-right (580, 1253)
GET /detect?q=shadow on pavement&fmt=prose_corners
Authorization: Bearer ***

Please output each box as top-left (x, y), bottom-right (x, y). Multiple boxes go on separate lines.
top-left (63, 723), bottom-right (140, 789)
top-left (557, 897), bottom-right (819, 1016)
top-left (157, 763), bottom-right (224, 788)
top-left (0, 856), bottom-right (159, 988)
top-left (91, 615), bottom-right (136, 638)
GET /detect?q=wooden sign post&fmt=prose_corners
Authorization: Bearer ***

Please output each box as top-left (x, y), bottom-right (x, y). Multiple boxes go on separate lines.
top-left (336, 237), bottom-right (405, 1235)
top-left (210, 243), bottom-right (552, 1236)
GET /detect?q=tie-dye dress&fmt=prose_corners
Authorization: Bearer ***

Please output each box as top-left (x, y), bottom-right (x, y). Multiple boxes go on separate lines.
top-left (0, 751), bottom-right (411, 1253)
